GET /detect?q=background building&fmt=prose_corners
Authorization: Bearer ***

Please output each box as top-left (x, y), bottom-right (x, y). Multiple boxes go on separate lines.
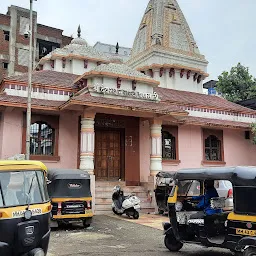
top-left (93, 42), bottom-right (131, 62)
top-left (0, 5), bottom-right (72, 81)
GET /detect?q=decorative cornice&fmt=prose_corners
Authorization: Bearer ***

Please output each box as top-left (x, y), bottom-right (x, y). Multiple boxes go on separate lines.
top-left (74, 71), bottom-right (160, 86)
top-left (137, 63), bottom-right (209, 77)
top-left (39, 53), bottom-right (110, 65)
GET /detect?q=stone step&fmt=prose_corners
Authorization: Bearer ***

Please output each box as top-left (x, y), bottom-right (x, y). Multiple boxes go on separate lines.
top-left (95, 197), bottom-right (152, 204)
top-left (95, 191), bottom-right (148, 199)
top-left (95, 202), bottom-right (155, 211)
top-left (96, 186), bottom-right (148, 193)
top-left (94, 210), bottom-right (113, 215)
top-left (95, 181), bottom-right (126, 187)
top-left (140, 208), bottom-right (156, 214)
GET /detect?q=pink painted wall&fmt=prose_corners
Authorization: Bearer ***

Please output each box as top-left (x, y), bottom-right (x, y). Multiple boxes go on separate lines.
top-left (140, 119), bottom-right (150, 182)
top-left (140, 124), bottom-right (256, 181)
top-left (223, 129), bottom-right (256, 166)
top-left (162, 125), bottom-right (203, 172)
top-left (0, 109), bottom-right (23, 159)
top-left (46, 111), bottom-right (79, 169)
top-left (0, 109), bottom-right (80, 169)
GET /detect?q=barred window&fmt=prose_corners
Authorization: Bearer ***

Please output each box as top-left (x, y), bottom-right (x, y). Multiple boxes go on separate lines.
top-left (30, 122), bottom-right (55, 156)
top-left (205, 135), bottom-right (222, 161)
top-left (162, 131), bottom-right (176, 160)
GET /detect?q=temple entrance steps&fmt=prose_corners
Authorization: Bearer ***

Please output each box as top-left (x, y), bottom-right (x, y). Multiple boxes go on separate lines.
top-left (95, 181), bottom-right (156, 215)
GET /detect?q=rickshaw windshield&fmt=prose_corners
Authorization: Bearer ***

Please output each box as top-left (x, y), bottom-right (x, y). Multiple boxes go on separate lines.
top-left (177, 180), bottom-right (200, 197)
top-left (0, 170), bottom-right (49, 207)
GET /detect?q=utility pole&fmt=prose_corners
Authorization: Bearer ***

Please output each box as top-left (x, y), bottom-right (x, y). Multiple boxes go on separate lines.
top-left (25, 0), bottom-right (35, 160)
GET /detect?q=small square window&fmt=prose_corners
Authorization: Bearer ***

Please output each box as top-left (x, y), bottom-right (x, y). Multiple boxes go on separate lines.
top-left (3, 31), bottom-right (9, 41)
top-left (3, 62), bottom-right (8, 69)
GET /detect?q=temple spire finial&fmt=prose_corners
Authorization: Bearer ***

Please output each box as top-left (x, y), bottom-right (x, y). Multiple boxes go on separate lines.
top-left (77, 25), bottom-right (81, 38)
top-left (116, 42), bottom-right (119, 54)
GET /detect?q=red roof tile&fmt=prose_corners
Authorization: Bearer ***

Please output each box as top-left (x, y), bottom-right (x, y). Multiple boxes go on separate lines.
top-left (172, 116), bottom-right (251, 129)
top-left (3, 70), bottom-right (79, 89)
top-left (155, 87), bottom-right (256, 114)
top-left (69, 93), bottom-right (187, 115)
top-left (0, 94), bottom-right (64, 108)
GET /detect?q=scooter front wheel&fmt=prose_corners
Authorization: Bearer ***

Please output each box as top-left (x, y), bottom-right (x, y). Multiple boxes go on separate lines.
top-left (112, 207), bottom-right (122, 216)
top-left (133, 210), bottom-right (139, 219)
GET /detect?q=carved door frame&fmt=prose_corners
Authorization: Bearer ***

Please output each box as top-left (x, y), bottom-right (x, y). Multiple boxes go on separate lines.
top-left (94, 127), bottom-right (125, 181)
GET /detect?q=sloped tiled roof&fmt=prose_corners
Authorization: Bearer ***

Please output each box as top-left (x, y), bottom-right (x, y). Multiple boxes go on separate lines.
top-left (3, 70), bottom-right (79, 89)
top-left (1, 69), bottom-right (256, 117)
top-left (92, 63), bottom-right (153, 79)
top-left (76, 63), bottom-right (160, 86)
top-left (67, 93), bottom-right (187, 115)
top-left (0, 94), bottom-right (64, 109)
top-left (170, 116), bottom-right (251, 129)
top-left (155, 87), bottom-right (256, 114)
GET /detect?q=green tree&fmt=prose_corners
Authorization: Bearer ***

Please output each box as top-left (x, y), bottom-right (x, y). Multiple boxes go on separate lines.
top-left (216, 63), bottom-right (256, 102)
top-left (251, 123), bottom-right (256, 144)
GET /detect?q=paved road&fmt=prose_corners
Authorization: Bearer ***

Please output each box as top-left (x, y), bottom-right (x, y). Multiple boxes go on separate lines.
top-left (48, 215), bottom-right (233, 256)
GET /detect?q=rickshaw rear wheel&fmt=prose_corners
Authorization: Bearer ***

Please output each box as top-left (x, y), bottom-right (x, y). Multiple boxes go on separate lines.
top-left (83, 220), bottom-right (90, 228)
top-left (244, 248), bottom-right (256, 256)
top-left (83, 218), bottom-right (92, 228)
top-left (164, 235), bottom-right (183, 252)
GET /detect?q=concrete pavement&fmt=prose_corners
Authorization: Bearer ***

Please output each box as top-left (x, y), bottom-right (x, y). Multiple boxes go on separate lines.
top-left (48, 215), bottom-right (233, 256)
top-left (109, 212), bottom-right (169, 230)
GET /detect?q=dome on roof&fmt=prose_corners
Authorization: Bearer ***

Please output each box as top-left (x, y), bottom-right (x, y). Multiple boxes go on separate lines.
top-left (71, 37), bottom-right (88, 46)
top-left (109, 54), bottom-right (123, 64)
top-left (70, 25), bottom-right (88, 46)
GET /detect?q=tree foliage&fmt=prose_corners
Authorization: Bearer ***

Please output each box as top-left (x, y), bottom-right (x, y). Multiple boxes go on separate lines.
top-left (251, 123), bottom-right (256, 144)
top-left (216, 63), bottom-right (256, 102)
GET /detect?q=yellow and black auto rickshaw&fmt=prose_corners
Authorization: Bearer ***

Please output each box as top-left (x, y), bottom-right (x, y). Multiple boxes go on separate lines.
top-left (47, 169), bottom-right (93, 228)
top-left (163, 166), bottom-right (256, 256)
top-left (0, 160), bottom-right (51, 256)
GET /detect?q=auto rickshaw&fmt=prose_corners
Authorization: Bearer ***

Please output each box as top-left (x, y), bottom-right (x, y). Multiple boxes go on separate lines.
top-left (0, 160), bottom-right (51, 256)
top-left (47, 169), bottom-right (93, 228)
top-left (163, 166), bottom-right (256, 256)
top-left (154, 171), bottom-right (175, 214)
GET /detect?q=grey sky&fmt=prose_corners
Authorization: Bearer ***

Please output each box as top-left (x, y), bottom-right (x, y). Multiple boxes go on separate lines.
top-left (1, 0), bottom-right (255, 82)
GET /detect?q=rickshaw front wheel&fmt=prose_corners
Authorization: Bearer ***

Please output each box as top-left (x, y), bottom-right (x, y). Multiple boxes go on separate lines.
top-left (164, 235), bottom-right (183, 252)
top-left (244, 248), bottom-right (256, 256)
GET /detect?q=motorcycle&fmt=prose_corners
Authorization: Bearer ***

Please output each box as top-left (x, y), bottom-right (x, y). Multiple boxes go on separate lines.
top-left (111, 185), bottom-right (141, 219)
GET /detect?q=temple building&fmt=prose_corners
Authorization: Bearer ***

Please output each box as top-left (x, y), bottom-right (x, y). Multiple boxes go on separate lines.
top-left (0, 0), bottom-right (255, 214)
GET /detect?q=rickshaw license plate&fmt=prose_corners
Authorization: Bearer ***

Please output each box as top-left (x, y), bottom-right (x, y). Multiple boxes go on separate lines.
top-left (236, 228), bottom-right (256, 236)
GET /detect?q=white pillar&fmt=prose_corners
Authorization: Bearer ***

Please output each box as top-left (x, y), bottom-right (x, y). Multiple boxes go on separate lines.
top-left (80, 113), bottom-right (95, 175)
top-left (150, 119), bottom-right (162, 176)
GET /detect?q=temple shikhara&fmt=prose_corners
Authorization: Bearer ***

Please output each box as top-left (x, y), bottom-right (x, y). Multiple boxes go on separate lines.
top-left (0, 0), bottom-right (255, 213)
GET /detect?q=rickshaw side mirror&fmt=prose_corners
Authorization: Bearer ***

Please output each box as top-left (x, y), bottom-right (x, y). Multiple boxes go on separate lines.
top-left (46, 178), bottom-right (52, 185)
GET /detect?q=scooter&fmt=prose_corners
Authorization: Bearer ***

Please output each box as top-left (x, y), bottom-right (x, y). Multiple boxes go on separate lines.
top-left (111, 185), bottom-right (141, 219)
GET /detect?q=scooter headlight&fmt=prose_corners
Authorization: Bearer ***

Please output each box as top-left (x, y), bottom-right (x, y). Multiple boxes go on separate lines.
top-left (29, 248), bottom-right (45, 256)
top-left (175, 202), bottom-right (183, 212)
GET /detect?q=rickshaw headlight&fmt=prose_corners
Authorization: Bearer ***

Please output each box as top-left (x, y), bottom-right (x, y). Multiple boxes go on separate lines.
top-left (175, 202), bottom-right (183, 212)
top-left (24, 210), bottom-right (32, 220)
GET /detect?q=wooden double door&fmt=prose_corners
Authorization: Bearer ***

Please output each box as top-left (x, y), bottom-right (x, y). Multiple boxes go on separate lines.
top-left (95, 130), bottom-right (124, 180)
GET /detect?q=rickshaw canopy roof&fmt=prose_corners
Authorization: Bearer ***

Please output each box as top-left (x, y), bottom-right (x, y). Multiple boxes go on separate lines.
top-left (174, 166), bottom-right (256, 186)
top-left (0, 160), bottom-right (47, 171)
top-left (47, 168), bottom-right (90, 180)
